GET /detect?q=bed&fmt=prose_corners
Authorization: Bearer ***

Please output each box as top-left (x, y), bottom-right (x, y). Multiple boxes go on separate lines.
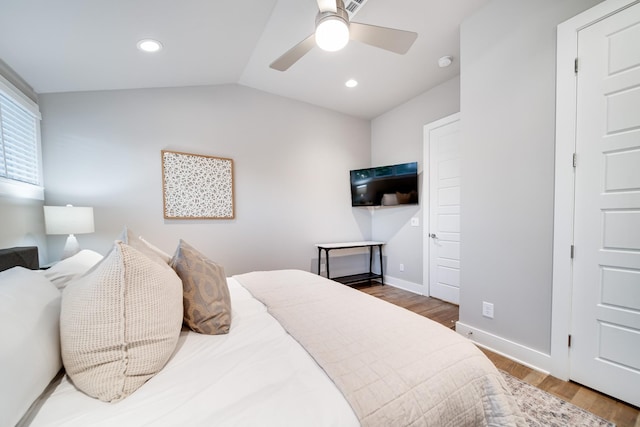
top-left (1, 237), bottom-right (526, 427)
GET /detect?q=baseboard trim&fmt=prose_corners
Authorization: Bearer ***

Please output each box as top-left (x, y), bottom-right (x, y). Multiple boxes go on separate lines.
top-left (383, 275), bottom-right (426, 295)
top-left (376, 283), bottom-right (552, 375)
top-left (455, 321), bottom-right (552, 374)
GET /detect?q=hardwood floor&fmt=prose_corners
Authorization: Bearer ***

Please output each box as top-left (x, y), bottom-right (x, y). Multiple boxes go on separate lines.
top-left (356, 283), bottom-right (640, 427)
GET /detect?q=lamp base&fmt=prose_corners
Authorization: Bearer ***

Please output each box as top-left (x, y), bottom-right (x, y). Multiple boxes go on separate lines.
top-left (61, 234), bottom-right (80, 260)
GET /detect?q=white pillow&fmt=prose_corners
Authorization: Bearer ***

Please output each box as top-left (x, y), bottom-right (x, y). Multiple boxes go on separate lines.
top-left (120, 226), bottom-right (171, 265)
top-left (43, 249), bottom-right (103, 290)
top-left (60, 241), bottom-right (183, 402)
top-left (140, 236), bottom-right (172, 264)
top-left (0, 267), bottom-right (62, 427)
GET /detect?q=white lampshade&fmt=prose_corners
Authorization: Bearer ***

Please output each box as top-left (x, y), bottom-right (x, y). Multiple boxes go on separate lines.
top-left (44, 205), bottom-right (95, 235)
top-left (315, 16), bottom-right (349, 52)
top-left (44, 205), bottom-right (95, 260)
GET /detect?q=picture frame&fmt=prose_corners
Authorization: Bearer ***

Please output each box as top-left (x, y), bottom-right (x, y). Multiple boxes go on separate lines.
top-left (161, 150), bottom-right (235, 219)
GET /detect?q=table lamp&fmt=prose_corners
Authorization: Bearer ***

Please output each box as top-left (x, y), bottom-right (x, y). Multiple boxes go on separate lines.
top-left (44, 205), bottom-right (95, 259)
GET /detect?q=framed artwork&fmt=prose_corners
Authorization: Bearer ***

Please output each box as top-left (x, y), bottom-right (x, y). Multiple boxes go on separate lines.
top-left (161, 150), bottom-right (235, 219)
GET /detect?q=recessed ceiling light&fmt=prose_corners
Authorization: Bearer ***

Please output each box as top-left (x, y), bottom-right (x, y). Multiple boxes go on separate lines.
top-left (438, 56), bottom-right (453, 68)
top-left (345, 79), bottom-right (358, 88)
top-left (137, 39), bottom-right (163, 53)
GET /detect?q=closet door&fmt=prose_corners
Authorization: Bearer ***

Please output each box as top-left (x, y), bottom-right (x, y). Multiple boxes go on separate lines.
top-left (570, 1), bottom-right (640, 407)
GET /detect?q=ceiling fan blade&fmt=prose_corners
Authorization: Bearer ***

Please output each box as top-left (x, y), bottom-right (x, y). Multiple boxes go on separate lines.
top-left (270, 34), bottom-right (316, 71)
top-left (316, 0), bottom-right (337, 13)
top-left (349, 22), bottom-right (418, 55)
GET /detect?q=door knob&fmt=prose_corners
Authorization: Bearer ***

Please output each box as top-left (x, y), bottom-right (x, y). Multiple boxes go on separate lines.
top-left (429, 233), bottom-right (437, 239)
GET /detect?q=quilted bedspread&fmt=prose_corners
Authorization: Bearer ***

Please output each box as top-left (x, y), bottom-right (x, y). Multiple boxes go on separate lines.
top-left (235, 269), bottom-right (526, 427)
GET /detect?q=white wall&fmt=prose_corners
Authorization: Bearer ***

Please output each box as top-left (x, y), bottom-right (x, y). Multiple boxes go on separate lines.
top-left (458, 0), bottom-right (603, 362)
top-left (39, 84), bottom-right (372, 273)
top-left (370, 77), bottom-right (460, 290)
top-left (0, 196), bottom-right (47, 261)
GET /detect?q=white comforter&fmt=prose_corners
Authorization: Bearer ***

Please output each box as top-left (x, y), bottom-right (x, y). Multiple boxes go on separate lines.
top-left (20, 278), bottom-right (359, 427)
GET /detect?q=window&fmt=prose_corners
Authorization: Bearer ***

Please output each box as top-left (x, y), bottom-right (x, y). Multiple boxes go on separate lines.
top-left (0, 75), bottom-right (43, 200)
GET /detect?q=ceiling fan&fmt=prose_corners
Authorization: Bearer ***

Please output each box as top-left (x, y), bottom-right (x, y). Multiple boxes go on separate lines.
top-left (270, 0), bottom-right (418, 71)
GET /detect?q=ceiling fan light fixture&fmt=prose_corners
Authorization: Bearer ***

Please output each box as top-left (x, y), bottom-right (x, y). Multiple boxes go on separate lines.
top-left (270, 0), bottom-right (416, 72)
top-left (315, 15), bottom-right (349, 52)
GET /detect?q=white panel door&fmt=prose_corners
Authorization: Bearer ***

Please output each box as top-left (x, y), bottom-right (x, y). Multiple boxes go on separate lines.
top-left (424, 113), bottom-right (461, 304)
top-left (571, 2), bottom-right (640, 407)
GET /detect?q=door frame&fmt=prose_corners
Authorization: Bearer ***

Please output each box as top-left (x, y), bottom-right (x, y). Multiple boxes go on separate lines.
top-left (422, 112), bottom-right (460, 298)
top-left (551, 0), bottom-right (640, 381)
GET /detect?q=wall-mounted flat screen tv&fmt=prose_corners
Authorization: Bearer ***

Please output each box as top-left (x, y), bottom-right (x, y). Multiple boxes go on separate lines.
top-left (350, 162), bottom-right (418, 207)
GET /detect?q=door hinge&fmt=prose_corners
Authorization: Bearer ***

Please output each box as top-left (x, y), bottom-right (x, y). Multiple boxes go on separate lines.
top-left (572, 153), bottom-right (577, 168)
top-left (574, 58), bottom-right (579, 74)
top-left (570, 245), bottom-right (575, 259)
top-left (568, 334), bottom-right (572, 347)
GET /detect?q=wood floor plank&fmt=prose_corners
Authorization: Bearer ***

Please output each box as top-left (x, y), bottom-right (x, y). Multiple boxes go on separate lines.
top-left (355, 283), bottom-right (639, 427)
top-left (572, 387), bottom-right (602, 412)
top-left (538, 375), bottom-right (581, 401)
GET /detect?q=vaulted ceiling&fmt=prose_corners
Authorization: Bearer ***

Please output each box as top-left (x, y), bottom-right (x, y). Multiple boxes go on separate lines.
top-left (0, 0), bottom-right (489, 119)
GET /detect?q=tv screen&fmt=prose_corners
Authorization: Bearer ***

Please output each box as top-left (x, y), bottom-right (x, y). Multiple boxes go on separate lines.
top-left (350, 162), bottom-right (418, 207)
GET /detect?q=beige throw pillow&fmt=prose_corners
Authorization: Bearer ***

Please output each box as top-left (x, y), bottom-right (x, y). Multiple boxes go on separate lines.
top-left (60, 241), bottom-right (183, 402)
top-left (170, 240), bottom-right (231, 335)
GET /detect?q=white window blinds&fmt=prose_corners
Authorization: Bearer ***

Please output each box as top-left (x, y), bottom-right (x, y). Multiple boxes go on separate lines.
top-left (0, 92), bottom-right (40, 185)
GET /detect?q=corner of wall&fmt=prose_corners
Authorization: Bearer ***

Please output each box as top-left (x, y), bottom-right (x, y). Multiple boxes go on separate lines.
top-left (0, 196), bottom-right (47, 264)
top-left (370, 76), bottom-right (461, 286)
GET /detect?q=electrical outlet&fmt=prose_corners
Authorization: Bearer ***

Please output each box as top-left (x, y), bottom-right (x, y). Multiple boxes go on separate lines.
top-left (482, 302), bottom-right (494, 318)
top-left (411, 217), bottom-right (419, 227)
top-left (399, 263), bottom-right (405, 272)
top-left (320, 263), bottom-right (326, 272)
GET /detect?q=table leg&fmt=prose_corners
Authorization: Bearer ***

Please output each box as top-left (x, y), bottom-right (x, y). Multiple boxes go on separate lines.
top-left (379, 245), bottom-right (384, 285)
top-left (317, 248), bottom-right (321, 276)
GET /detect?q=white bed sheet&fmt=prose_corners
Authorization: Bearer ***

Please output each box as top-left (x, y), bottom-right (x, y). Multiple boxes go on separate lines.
top-left (21, 278), bottom-right (359, 427)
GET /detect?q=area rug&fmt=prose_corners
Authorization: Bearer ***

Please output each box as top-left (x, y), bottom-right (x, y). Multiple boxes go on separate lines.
top-left (501, 370), bottom-right (615, 427)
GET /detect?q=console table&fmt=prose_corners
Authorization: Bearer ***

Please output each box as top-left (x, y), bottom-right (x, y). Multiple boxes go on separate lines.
top-left (315, 241), bottom-right (384, 286)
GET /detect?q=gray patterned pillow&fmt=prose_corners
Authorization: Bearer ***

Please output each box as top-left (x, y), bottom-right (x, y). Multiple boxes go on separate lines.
top-left (170, 240), bottom-right (231, 335)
